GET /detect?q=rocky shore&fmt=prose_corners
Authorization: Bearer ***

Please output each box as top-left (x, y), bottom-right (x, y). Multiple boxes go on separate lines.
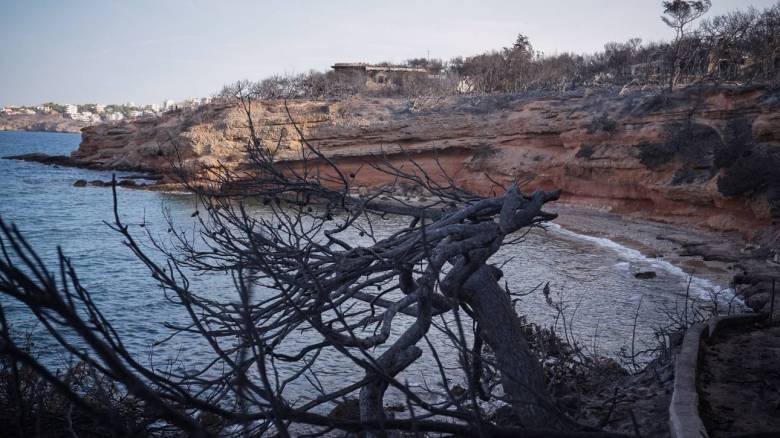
top-left (0, 113), bottom-right (89, 133)
top-left (5, 84), bottom-right (779, 312)
top-left (552, 204), bottom-right (779, 315)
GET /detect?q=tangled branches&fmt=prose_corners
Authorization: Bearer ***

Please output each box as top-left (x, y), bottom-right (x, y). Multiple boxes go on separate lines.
top-left (0, 85), bottom-right (632, 437)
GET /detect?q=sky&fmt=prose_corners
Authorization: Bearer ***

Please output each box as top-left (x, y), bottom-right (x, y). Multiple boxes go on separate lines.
top-left (1, 0), bottom-right (777, 106)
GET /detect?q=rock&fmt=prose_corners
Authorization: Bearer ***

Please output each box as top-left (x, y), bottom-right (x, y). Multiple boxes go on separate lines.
top-left (591, 356), bottom-right (629, 377)
top-left (635, 271), bottom-right (657, 279)
top-left (450, 384), bottom-right (467, 397)
top-left (0, 113), bottom-right (88, 133)
top-left (739, 283), bottom-right (763, 298)
top-left (327, 399), bottom-right (360, 421)
top-left (490, 405), bottom-right (518, 426)
top-left (73, 179), bottom-right (87, 187)
top-left (88, 180), bottom-right (107, 187)
top-left (385, 403), bottom-right (406, 412)
top-left (4, 153), bottom-right (75, 166)
top-left (746, 291), bottom-right (771, 310)
top-left (119, 174), bottom-right (163, 180)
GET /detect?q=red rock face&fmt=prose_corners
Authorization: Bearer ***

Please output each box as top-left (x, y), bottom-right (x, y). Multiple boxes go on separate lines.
top-left (73, 85), bottom-right (780, 237)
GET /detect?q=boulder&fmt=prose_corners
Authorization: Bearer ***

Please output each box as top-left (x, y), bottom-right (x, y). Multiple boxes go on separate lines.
top-left (327, 399), bottom-right (360, 421)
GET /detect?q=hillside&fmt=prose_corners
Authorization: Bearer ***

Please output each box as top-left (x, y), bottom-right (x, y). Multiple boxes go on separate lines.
top-left (70, 85), bottom-right (779, 238)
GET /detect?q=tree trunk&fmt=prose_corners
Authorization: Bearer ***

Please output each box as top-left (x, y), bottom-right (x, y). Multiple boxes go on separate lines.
top-left (462, 265), bottom-right (564, 429)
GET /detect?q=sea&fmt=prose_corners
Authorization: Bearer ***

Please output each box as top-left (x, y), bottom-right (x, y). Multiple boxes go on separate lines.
top-left (0, 130), bottom-right (740, 405)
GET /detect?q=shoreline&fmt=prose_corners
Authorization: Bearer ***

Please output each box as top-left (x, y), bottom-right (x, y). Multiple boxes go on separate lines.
top-left (550, 204), bottom-right (741, 290)
top-left (549, 203), bottom-right (780, 315)
top-left (3, 150), bottom-right (773, 312)
top-left (0, 127), bottom-right (83, 134)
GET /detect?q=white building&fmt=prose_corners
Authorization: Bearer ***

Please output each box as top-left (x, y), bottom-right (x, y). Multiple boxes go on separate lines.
top-left (95, 104), bottom-right (106, 113)
top-left (104, 113), bottom-right (124, 122)
top-left (163, 99), bottom-right (176, 111)
top-left (68, 111), bottom-right (97, 122)
top-left (180, 98), bottom-right (200, 109)
top-left (63, 104), bottom-right (78, 118)
top-left (149, 103), bottom-right (160, 112)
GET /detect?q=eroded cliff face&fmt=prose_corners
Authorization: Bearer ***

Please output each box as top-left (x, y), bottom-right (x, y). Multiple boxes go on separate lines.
top-left (74, 85), bottom-right (780, 237)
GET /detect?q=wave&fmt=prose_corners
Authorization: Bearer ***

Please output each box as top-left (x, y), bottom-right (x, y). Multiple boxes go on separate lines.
top-left (544, 223), bottom-right (742, 305)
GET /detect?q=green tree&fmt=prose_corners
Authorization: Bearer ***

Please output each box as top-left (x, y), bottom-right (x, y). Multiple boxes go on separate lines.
top-left (662, 0), bottom-right (712, 88)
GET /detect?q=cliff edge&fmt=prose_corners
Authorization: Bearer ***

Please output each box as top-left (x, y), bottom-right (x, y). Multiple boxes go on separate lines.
top-left (73, 85), bottom-right (780, 239)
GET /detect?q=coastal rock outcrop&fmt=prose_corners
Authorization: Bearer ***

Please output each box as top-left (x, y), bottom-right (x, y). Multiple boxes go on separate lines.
top-left (0, 113), bottom-right (88, 133)
top-left (71, 85), bottom-right (780, 238)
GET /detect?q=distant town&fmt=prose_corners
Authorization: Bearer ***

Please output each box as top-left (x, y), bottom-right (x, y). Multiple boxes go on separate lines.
top-left (0, 97), bottom-right (213, 123)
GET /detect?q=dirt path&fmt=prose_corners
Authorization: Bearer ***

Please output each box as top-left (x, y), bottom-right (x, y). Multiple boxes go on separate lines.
top-left (699, 323), bottom-right (780, 436)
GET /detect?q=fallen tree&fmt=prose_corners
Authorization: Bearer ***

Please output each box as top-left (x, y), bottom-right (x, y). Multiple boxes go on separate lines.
top-left (0, 84), bottom-right (631, 437)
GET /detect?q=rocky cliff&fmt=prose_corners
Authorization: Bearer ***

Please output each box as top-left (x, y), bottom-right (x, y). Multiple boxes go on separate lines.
top-left (73, 85), bottom-right (780, 237)
top-left (0, 113), bottom-right (88, 133)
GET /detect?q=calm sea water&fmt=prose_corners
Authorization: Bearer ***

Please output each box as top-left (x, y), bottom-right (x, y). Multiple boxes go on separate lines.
top-left (0, 131), bottom-right (734, 401)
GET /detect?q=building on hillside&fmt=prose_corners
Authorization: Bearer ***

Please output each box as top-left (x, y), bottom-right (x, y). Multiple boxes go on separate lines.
top-left (95, 104), bottom-right (106, 113)
top-left (332, 63), bottom-right (429, 88)
top-left (68, 111), bottom-right (98, 122)
top-left (163, 99), bottom-right (176, 111)
top-left (179, 98), bottom-right (201, 109)
top-left (63, 104), bottom-right (78, 118)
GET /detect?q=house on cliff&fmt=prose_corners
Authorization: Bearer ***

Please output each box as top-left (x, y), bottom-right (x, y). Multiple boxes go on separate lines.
top-left (332, 63), bottom-right (429, 89)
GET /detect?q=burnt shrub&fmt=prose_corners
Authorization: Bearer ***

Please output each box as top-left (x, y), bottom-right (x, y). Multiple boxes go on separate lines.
top-left (637, 142), bottom-right (677, 169)
top-left (672, 166), bottom-right (711, 185)
top-left (637, 122), bottom-right (722, 170)
top-left (586, 114), bottom-right (618, 134)
top-left (714, 118), bottom-right (754, 168)
top-left (576, 144), bottom-right (596, 159)
top-left (717, 144), bottom-right (780, 198)
top-left (673, 122), bottom-right (720, 169)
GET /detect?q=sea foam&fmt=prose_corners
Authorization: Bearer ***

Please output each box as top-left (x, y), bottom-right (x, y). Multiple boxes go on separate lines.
top-left (544, 223), bottom-right (742, 305)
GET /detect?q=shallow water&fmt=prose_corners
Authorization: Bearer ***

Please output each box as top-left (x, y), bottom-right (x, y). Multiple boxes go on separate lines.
top-left (0, 131), bottom-right (739, 403)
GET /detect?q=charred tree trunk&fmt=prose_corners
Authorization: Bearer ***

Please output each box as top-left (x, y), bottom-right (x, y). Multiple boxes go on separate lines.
top-left (462, 265), bottom-right (563, 429)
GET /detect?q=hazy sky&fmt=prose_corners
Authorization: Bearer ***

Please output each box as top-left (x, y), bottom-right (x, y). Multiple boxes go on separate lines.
top-left (1, 0), bottom-right (776, 106)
